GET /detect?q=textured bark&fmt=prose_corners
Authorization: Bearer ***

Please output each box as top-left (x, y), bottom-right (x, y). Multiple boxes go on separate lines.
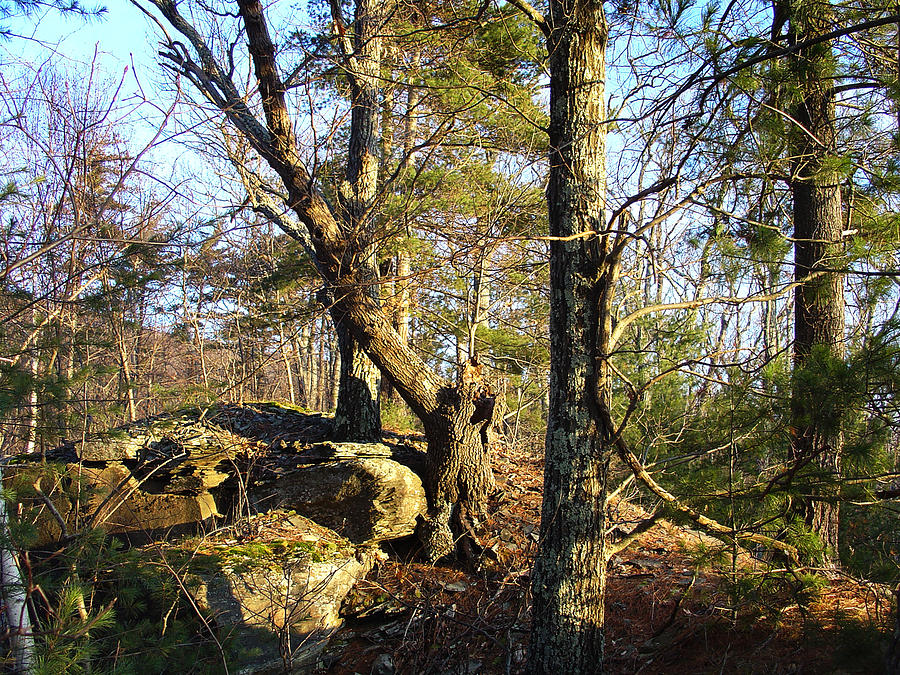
top-left (0, 464), bottom-right (34, 674)
top-left (528, 1), bottom-right (609, 672)
top-left (420, 372), bottom-right (496, 561)
top-left (786, 0), bottom-right (844, 560)
top-left (330, 0), bottom-right (384, 441)
top-left (333, 322), bottom-right (382, 441)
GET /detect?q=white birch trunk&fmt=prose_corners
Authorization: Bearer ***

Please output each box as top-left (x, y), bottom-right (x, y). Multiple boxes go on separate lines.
top-left (0, 465), bottom-right (34, 674)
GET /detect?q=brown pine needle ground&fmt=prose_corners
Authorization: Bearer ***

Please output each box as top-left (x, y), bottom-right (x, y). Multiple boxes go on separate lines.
top-left (322, 439), bottom-right (895, 675)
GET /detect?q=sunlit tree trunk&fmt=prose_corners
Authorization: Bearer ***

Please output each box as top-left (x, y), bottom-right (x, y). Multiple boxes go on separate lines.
top-left (785, 0), bottom-right (845, 561)
top-left (0, 463), bottom-right (34, 674)
top-left (331, 0), bottom-right (384, 441)
top-left (23, 354), bottom-right (38, 456)
top-left (527, 0), bottom-right (610, 671)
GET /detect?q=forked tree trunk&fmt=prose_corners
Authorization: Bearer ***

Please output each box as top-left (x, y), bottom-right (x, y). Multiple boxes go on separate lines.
top-left (785, 0), bottom-right (845, 561)
top-left (149, 0), bottom-right (495, 559)
top-left (527, 0), bottom-right (610, 671)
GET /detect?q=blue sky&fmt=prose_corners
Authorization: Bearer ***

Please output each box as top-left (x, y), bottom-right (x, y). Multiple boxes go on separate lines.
top-left (4, 1), bottom-right (157, 73)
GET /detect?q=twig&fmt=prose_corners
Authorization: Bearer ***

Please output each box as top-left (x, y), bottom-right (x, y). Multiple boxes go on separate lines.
top-left (31, 481), bottom-right (67, 539)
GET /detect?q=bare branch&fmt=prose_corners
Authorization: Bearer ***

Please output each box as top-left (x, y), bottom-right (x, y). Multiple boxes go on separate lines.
top-left (506, 0), bottom-right (549, 37)
top-left (610, 274), bottom-right (824, 350)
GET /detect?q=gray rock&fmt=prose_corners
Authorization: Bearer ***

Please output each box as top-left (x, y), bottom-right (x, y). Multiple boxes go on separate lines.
top-left (82, 463), bottom-right (221, 535)
top-left (183, 515), bottom-right (375, 673)
top-left (443, 581), bottom-right (468, 593)
top-left (77, 412), bottom-right (242, 466)
top-left (251, 450), bottom-right (427, 544)
top-left (12, 410), bottom-right (428, 550)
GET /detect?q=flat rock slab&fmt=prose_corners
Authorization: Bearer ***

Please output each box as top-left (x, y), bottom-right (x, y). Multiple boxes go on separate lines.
top-left (269, 440), bottom-right (427, 479)
top-left (76, 412), bottom-right (244, 464)
top-left (82, 463), bottom-right (220, 537)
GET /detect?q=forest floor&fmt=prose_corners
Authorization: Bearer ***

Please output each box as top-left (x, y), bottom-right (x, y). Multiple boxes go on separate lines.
top-left (315, 431), bottom-right (896, 675)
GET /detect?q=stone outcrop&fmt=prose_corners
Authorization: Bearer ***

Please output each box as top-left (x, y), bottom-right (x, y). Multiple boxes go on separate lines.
top-left (76, 410), bottom-right (245, 465)
top-left (250, 442), bottom-right (427, 544)
top-left (9, 406), bottom-right (427, 549)
top-left (5, 405), bottom-right (430, 673)
top-left (180, 512), bottom-right (378, 673)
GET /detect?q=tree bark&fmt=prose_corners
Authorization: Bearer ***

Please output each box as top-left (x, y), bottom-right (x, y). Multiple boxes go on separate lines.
top-left (528, 0), bottom-right (610, 672)
top-left (333, 322), bottom-right (382, 440)
top-left (420, 361), bottom-right (496, 561)
top-left (0, 464), bottom-right (34, 674)
top-left (331, 0), bottom-right (384, 442)
top-left (785, 0), bottom-right (845, 561)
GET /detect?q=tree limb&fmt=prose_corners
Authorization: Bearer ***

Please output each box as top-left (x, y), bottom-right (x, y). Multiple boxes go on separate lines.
top-left (610, 274), bottom-right (824, 350)
top-left (506, 0), bottom-right (550, 37)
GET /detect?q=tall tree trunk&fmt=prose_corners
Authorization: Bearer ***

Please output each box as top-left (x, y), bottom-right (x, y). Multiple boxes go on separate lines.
top-left (24, 354), bottom-right (38, 456)
top-left (301, 318), bottom-right (315, 409)
top-left (785, 0), bottom-right (845, 561)
top-left (331, 0), bottom-right (384, 442)
top-left (528, 0), bottom-right (610, 671)
top-left (467, 243), bottom-right (493, 360)
top-left (317, 317), bottom-right (328, 411)
top-left (291, 332), bottom-right (305, 405)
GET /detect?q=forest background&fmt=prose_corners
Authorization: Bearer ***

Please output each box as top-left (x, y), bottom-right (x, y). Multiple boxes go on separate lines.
top-left (4, 0), bottom-right (900, 671)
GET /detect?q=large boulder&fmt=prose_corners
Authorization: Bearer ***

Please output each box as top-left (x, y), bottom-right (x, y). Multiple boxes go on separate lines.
top-left (9, 409), bottom-right (429, 550)
top-left (181, 512), bottom-right (378, 673)
top-left (7, 462), bottom-right (221, 545)
top-left (250, 442), bottom-right (428, 544)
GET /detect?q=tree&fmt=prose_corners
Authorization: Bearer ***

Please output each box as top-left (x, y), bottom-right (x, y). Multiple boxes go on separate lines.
top-left (0, 61), bottom-right (187, 450)
top-left (141, 0), bottom-right (504, 560)
top-left (780, 0), bottom-right (845, 561)
top-left (0, 0), bottom-right (101, 38)
top-left (326, 0), bottom-right (384, 442)
top-left (498, 0), bottom-right (610, 669)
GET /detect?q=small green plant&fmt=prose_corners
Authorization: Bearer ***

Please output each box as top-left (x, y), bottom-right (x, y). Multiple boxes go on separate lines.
top-left (792, 572), bottom-right (827, 607)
